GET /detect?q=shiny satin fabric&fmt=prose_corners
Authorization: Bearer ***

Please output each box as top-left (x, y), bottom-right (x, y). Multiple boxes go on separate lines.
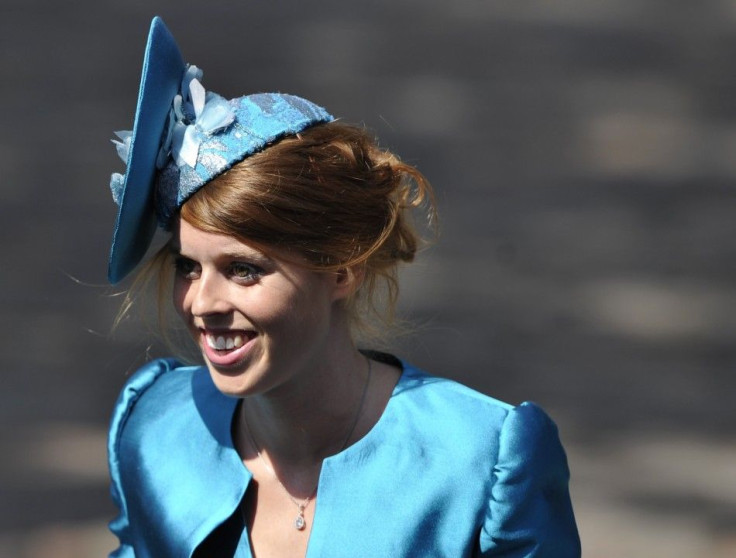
top-left (108, 359), bottom-right (580, 557)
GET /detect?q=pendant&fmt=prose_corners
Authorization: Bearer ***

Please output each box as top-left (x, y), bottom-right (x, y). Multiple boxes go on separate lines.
top-left (294, 513), bottom-right (306, 530)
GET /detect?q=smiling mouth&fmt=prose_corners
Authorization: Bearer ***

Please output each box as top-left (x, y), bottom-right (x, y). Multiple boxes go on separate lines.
top-left (199, 329), bottom-right (257, 368)
top-left (205, 332), bottom-right (246, 351)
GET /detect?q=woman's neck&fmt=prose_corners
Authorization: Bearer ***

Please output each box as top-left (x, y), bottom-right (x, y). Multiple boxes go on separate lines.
top-left (240, 338), bottom-right (370, 469)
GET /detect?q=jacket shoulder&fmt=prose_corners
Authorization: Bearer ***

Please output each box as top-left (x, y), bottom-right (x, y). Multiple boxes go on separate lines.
top-left (108, 359), bottom-right (195, 492)
top-left (396, 362), bottom-right (514, 433)
top-left (107, 358), bottom-right (245, 556)
top-left (109, 360), bottom-right (192, 447)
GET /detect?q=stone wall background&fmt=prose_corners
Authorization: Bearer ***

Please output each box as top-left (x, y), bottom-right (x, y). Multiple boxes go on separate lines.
top-left (1, 1), bottom-right (735, 556)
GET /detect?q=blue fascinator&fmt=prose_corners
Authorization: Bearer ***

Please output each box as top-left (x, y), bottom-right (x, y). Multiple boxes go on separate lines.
top-left (108, 17), bottom-right (333, 284)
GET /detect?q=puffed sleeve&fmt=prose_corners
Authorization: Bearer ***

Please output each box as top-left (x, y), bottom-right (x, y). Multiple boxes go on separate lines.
top-left (107, 359), bottom-right (180, 558)
top-left (477, 402), bottom-right (581, 557)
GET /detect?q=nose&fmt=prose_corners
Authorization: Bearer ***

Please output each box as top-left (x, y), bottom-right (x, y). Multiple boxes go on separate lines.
top-left (189, 271), bottom-right (232, 317)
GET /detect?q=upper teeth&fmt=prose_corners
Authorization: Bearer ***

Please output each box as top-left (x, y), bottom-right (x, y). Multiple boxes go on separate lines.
top-left (206, 334), bottom-right (245, 350)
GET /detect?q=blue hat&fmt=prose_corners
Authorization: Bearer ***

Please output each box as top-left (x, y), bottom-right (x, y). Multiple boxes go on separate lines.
top-left (108, 17), bottom-right (333, 284)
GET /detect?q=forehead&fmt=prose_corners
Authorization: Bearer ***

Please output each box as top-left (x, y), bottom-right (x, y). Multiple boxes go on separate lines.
top-left (172, 219), bottom-right (266, 257)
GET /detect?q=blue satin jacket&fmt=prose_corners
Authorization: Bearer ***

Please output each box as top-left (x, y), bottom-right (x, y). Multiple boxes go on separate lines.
top-left (107, 358), bottom-right (580, 557)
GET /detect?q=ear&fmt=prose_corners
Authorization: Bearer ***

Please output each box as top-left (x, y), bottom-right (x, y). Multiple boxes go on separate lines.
top-left (331, 265), bottom-right (365, 302)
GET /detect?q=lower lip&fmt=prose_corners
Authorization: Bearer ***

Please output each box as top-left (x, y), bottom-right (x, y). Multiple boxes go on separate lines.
top-left (200, 331), bottom-right (256, 368)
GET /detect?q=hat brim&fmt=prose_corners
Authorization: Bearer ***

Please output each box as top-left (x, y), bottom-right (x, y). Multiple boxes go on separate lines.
top-left (108, 17), bottom-right (185, 284)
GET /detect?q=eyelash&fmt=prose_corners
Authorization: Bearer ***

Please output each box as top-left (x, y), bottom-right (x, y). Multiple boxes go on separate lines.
top-left (172, 257), bottom-right (264, 283)
top-left (228, 261), bottom-right (264, 283)
top-left (173, 257), bottom-right (199, 280)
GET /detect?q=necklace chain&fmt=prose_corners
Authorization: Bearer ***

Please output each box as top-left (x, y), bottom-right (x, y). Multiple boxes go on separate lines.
top-left (242, 357), bottom-right (373, 531)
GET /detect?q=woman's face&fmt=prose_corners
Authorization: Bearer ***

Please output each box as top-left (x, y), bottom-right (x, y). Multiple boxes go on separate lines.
top-left (171, 218), bottom-right (343, 398)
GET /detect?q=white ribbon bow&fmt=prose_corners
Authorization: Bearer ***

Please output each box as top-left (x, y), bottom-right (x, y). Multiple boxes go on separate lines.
top-left (166, 66), bottom-right (235, 168)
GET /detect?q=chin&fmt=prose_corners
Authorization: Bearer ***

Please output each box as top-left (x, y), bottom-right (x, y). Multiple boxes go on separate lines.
top-left (204, 363), bottom-right (253, 397)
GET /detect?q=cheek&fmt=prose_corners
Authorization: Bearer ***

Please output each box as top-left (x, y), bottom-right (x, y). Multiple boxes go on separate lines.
top-left (172, 278), bottom-right (191, 320)
top-left (249, 286), bottom-right (310, 333)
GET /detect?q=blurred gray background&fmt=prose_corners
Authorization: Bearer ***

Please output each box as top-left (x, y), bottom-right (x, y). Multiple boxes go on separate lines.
top-left (1, 1), bottom-right (735, 556)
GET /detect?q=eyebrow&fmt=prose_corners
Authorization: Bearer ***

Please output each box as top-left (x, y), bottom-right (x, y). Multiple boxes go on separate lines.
top-left (170, 244), bottom-right (272, 264)
top-left (221, 249), bottom-right (271, 262)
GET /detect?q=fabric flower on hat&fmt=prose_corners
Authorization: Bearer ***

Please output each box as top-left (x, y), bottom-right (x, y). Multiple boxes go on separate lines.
top-left (159, 65), bottom-right (236, 169)
top-left (109, 65), bottom-right (236, 207)
top-left (109, 130), bottom-right (133, 205)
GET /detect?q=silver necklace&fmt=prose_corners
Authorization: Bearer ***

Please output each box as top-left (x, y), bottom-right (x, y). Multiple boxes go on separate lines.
top-left (242, 358), bottom-right (373, 531)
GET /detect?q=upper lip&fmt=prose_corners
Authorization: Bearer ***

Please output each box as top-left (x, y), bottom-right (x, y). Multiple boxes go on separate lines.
top-left (197, 325), bottom-right (254, 334)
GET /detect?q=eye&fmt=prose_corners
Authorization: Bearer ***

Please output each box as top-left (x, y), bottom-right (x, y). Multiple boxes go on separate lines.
top-left (229, 261), bottom-right (263, 283)
top-left (173, 256), bottom-right (201, 280)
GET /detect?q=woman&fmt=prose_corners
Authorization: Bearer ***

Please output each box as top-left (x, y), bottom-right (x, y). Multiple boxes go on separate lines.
top-left (106, 17), bottom-right (580, 558)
